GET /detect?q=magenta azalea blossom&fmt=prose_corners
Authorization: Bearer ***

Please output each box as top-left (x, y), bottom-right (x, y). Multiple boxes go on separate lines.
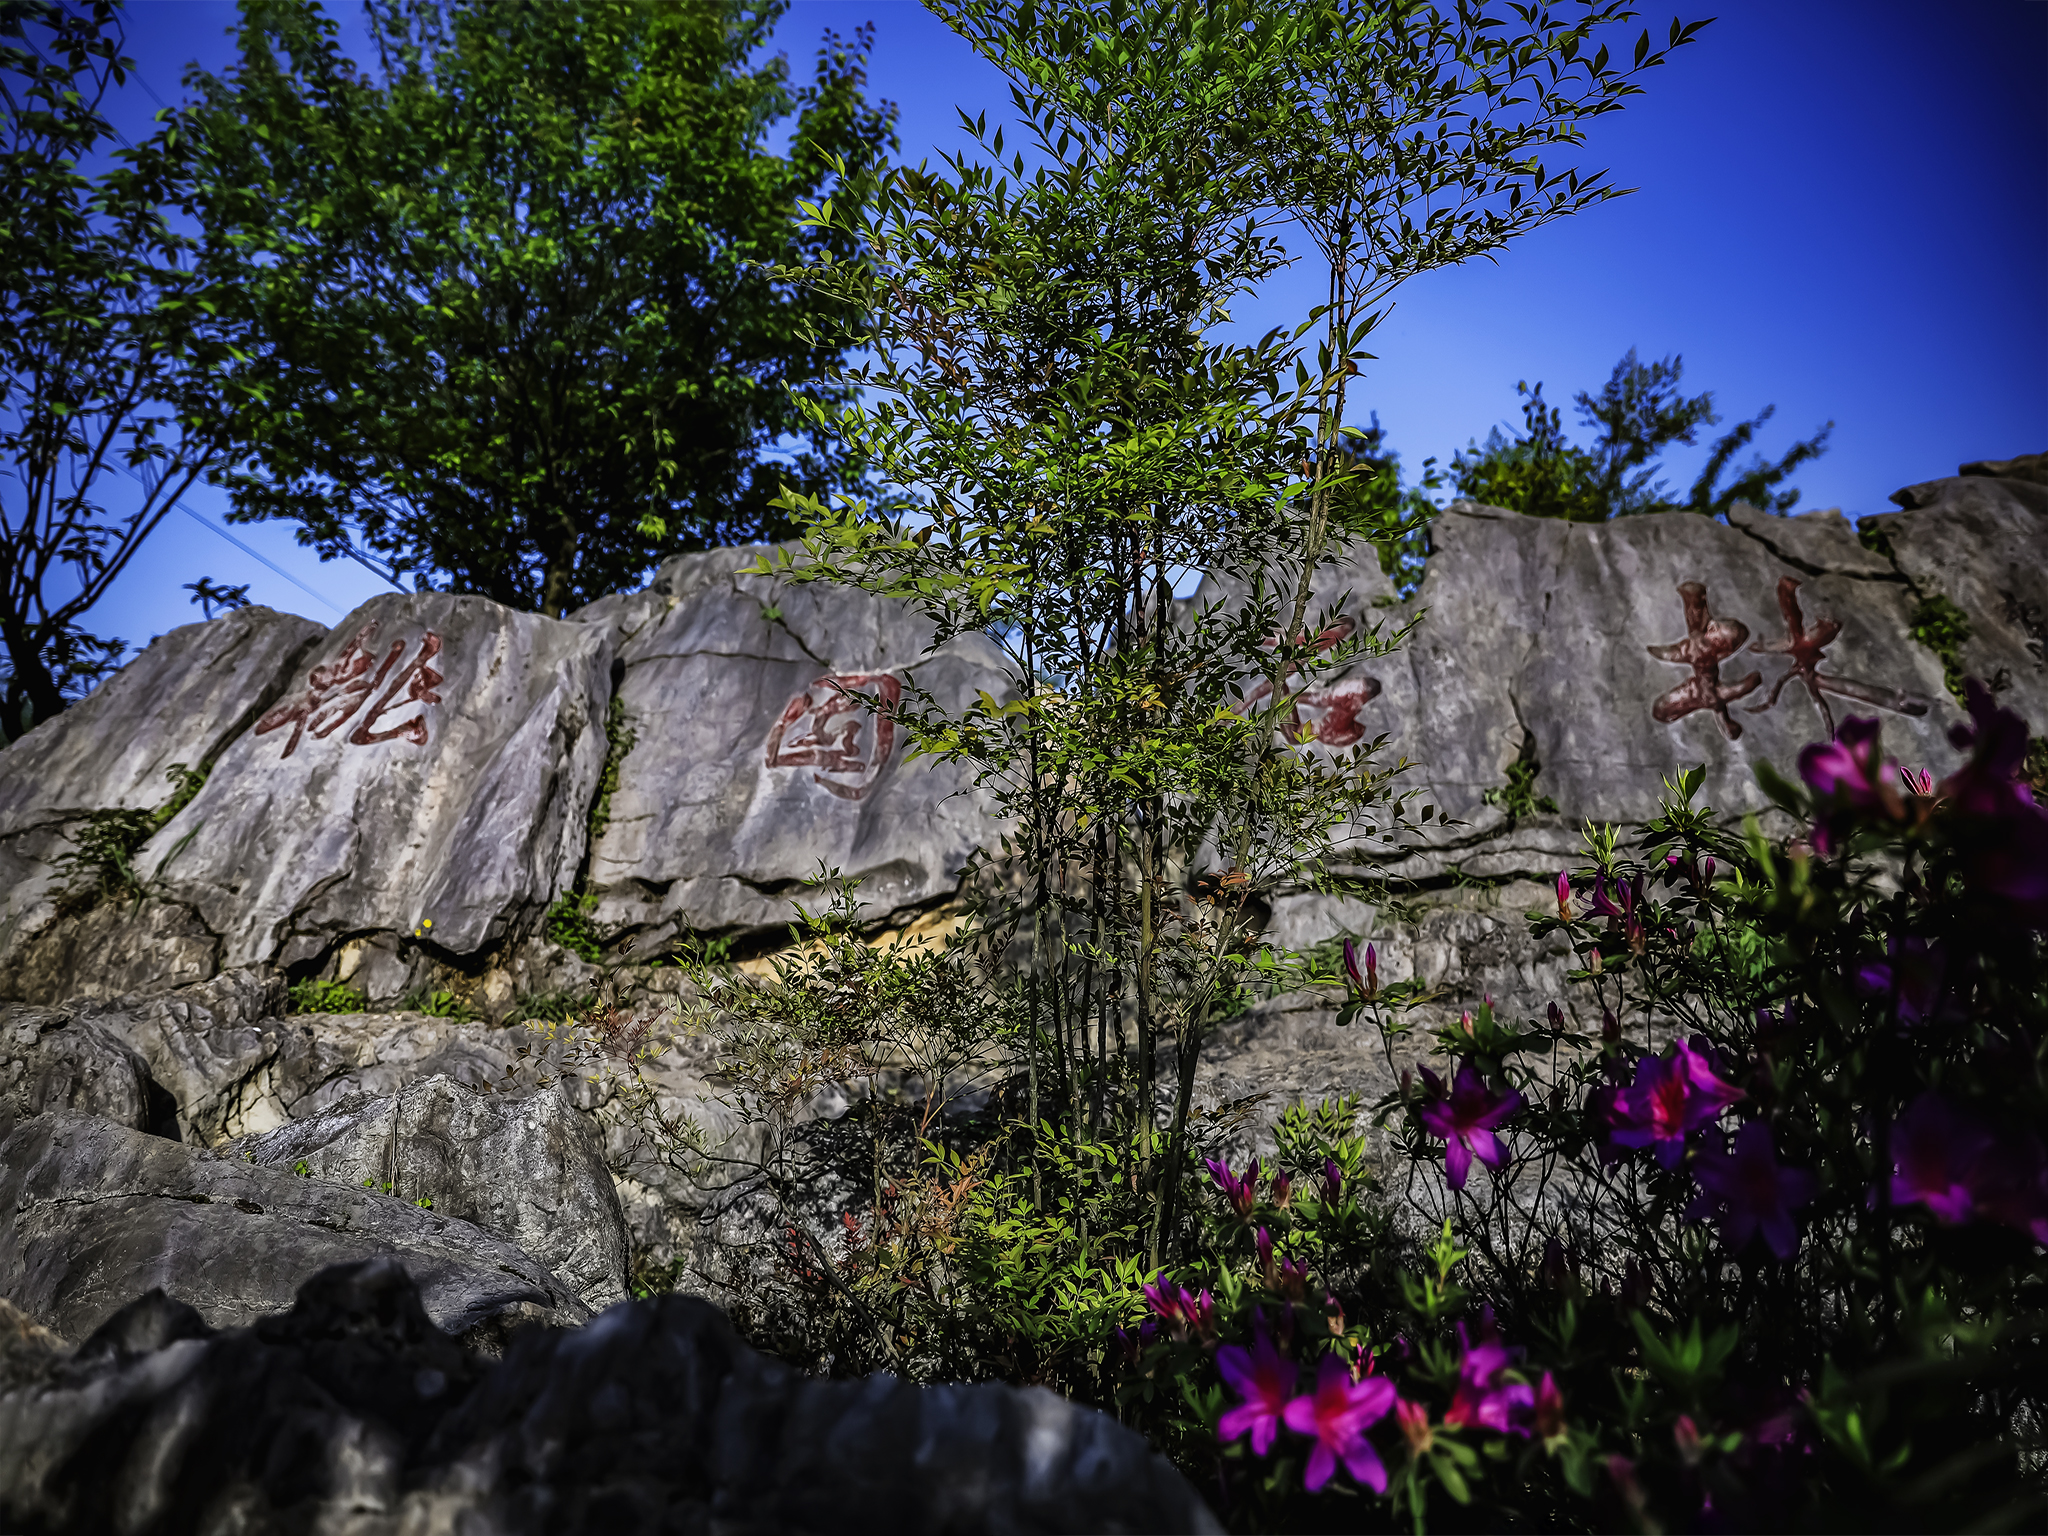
top-left (1799, 716), bottom-right (1905, 854)
top-left (1889, 1093), bottom-right (1995, 1223)
top-left (1342, 938), bottom-right (1379, 999)
top-left (1687, 1121), bottom-right (1820, 1260)
top-left (1217, 1325), bottom-right (1296, 1456)
top-left (1939, 679), bottom-right (2036, 817)
top-left (1417, 1063), bottom-right (1522, 1191)
top-left (1282, 1352), bottom-right (1397, 1493)
top-left (1606, 1039), bottom-right (1746, 1168)
top-left (1442, 1320), bottom-right (1535, 1434)
top-left (1206, 1156), bottom-right (1260, 1219)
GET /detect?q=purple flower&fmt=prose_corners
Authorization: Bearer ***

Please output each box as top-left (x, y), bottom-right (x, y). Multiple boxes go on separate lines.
top-left (1217, 1323), bottom-right (1295, 1455)
top-left (1605, 1039), bottom-right (1746, 1168)
top-left (1341, 938), bottom-right (1379, 1000)
top-left (1854, 937), bottom-right (1952, 1026)
top-left (1687, 1121), bottom-right (1820, 1260)
top-left (1322, 1157), bottom-right (1344, 1204)
top-left (1282, 1353), bottom-right (1397, 1493)
top-left (1800, 716), bottom-right (1907, 855)
top-left (1442, 1318), bottom-right (1535, 1434)
top-left (1889, 1093), bottom-right (1994, 1223)
top-left (1556, 871), bottom-right (1572, 919)
top-left (1417, 1063), bottom-right (1522, 1191)
top-left (1938, 682), bottom-right (2048, 925)
top-left (1206, 1156), bottom-right (1260, 1219)
top-left (1588, 873), bottom-right (1648, 953)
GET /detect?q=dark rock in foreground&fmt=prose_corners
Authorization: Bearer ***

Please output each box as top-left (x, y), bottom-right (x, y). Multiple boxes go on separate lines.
top-left (0, 1111), bottom-right (589, 1343)
top-left (0, 1257), bottom-right (1220, 1535)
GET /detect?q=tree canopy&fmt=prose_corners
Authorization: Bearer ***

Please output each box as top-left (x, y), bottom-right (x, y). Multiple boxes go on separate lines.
top-left (1450, 348), bottom-right (1833, 521)
top-left (188, 0), bottom-right (900, 615)
top-left (2, 0), bottom-right (241, 739)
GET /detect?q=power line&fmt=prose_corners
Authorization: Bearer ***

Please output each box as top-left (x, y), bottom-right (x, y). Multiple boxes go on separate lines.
top-left (119, 464), bottom-right (345, 617)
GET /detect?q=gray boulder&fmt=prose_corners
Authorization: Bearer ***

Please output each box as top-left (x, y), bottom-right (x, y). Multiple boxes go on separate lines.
top-left (0, 1257), bottom-right (1220, 1535)
top-left (230, 1075), bottom-right (631, 1312)
top-left (1863, 471), bottom-right (2048, 731)
top-left (0, 1111), bottom-right (590, 1343)
top-left (569, 546), bottom-right (1008, 949)
top-left (138, 593), bottom-right (609, 994)
top-left (0, 608), bottom-right (327, 1003)
top-left (0, 1003), bottom-right (174, 1143)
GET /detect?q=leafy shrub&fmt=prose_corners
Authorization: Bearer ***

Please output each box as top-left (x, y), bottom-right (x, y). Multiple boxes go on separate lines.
top-left (287, 977), bottom-right (366, 1014)
top-left (1135, 682), bottom-right (2047, 1531)
top-left (52, 762), bottom-right (205, 909)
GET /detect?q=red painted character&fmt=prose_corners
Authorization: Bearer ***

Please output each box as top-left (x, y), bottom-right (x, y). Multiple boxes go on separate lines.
top-left (254, 622), bottom-right (444, 758)
top-left (1647, 583), bottom-right (1761, 740)
top-left (764, 674), bottom-right (902, 801)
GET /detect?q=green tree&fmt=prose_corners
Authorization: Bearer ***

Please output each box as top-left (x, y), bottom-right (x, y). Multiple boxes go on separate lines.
top-left (1452, 347), bottom-right (1833, 521)
top-left (674, 0), bottom-right (1703, 1375)
top-left (188, 0), bottom-right (900, 616)
top-left (1, 0), bottom-right (242, 740)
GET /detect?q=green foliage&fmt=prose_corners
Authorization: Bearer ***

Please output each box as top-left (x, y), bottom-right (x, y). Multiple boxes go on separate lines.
top-left (287, 977), bottom-right (366, 1014)
top-left (1452, 349), bottom-right (1833, 521)
top-left (186, 0), bottom-right (903, 614)
top-left (1480, 738), bottom-right (1559, 824)
top-left (1909, 592), bottom-right (1972, 703)
top-left (52, 762), bottom-right (206, 908)
top-left (589, 695), bottom-right (637, 847)
top-left (1, 1), bottom-right (247, 737)
top-left (545, 890), bottom-right (603, 963)
top-left (402, 988), bottom-right (476, 1021)
top-left (1326, 412), bottom-right (1439, 601)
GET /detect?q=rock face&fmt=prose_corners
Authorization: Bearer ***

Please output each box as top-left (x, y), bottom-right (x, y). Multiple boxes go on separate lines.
top-left (569, 546), bottom-right (1008, 948)
top-left (1865, 471), bottom-right (2048, 731)
top-left (0, 1257), bottom-right (1219, 1535)
top-left (230, 1076), bottom-right (631, 1312)
top-left (0, 1111), bottom-right (590, 1343)
top-left (0, 1003), bottom-right (175, 1143)
top-left (0, 607), bottom-right (327, 1002)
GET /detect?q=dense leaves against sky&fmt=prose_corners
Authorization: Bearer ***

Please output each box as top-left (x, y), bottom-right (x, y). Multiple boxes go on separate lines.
top-left (188, 0), bottom-right (901, 615)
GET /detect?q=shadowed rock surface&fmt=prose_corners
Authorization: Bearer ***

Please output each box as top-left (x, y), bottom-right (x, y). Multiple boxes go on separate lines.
top-left (0, 1257), bottom-right (1221, 1536)
top-left (0, 607), bottom-right (328, 1003)
top-left (229, 1075), bottom-right (631, 1311)
top-left (0, 1112), bottom-right (589, 1343)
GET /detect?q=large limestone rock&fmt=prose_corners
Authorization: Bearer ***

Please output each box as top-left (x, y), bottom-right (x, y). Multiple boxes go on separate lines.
top-left (140, 593), bottom-right (613, 991)
top-left (0, 1003), bottom-right (175, 1143)
top-left (0, 1112), bottom-right (590, 1343)
top-left (1862, 470), bottom-right (2048, 730)
top-left (229, 1076), bottom-right (632, 1312)
top-left (0, 607), bottom-right (327, 1001)
top-left (569, 546), bottom-right (1008, 948)
top-left (0, 1258), bottom-right (1220, 1535)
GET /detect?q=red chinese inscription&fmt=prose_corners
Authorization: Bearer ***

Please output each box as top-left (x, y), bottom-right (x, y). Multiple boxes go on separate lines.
top-left (1647, 582), bottom-right (1762, 740)
top-left (254, 622), bottom-right (445, 759)
top-left (1649, 578), bottom-right (1928, 741)
top-left (1745, 577), bottom-right (1928, 735)
top-left (764, 673), bottom-right (902, 802)
top-left (1235, 617), bottom-right (1383, 747)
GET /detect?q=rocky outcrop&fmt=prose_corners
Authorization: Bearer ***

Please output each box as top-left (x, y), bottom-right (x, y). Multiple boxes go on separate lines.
top-left (230, 1076), bottom-right (632, 1312)
top-left (0, 607), bottom-right (327, 1002)
top-left (569, 546), bottom-right (1009, 949)
top-left (0, 1003), bottom-right (175, 1143)
top-left (0, 1257), bottom-right (1220, 1535)
top-left (0, 1111), bottom-right (590, 1343)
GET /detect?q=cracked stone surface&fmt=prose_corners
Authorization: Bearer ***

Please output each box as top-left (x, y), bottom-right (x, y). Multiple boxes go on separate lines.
top-left (1861, 471), bottom-right (2048, 731)
top-left (568, 545), bottom-right (1009, 947)
top-left (227, 1075), bottom-right (630, 1313)
top-left (0, 1259), bottom-right (1220, 1536)
top-left (145, 594), bottom-right (611, 994)
top-left (0, 607), bottom-right (326, 1003)
top-left (0, 1110), bottom-right (590, 1343)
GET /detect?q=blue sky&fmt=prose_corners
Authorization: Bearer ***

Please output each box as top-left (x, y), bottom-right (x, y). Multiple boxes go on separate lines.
top-left (83, 0), bottom-right (2048, 651)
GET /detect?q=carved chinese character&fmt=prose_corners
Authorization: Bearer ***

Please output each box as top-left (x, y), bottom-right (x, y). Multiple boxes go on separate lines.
top-left (1235, 617), bottom-right (1382, 746)
top-left (764, 673), bottom-right (902, 801)
top-left (1745, 577), bottom-right (1927, 736)
top-left (253, 622), bottom-right (445, 759)
top-left (1647, 582), bottom-right (1761, 740)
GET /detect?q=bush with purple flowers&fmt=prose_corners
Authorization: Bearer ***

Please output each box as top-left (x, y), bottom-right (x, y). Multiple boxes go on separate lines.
top-left (1134, 679), bottom-right (2044, 1531)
